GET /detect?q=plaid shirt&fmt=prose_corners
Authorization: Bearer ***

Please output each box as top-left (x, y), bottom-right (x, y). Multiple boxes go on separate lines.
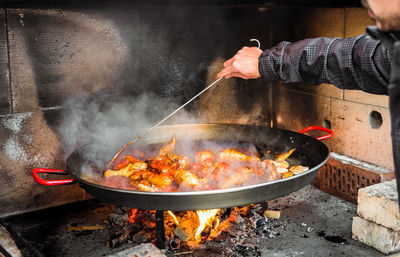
top-left (259, 34), bottom-right (391, 93)
top-left (259, 34), bottom-right (400, 202)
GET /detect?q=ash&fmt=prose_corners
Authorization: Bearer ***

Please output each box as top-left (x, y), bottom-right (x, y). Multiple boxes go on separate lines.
top-left (107, 202), bottom-right (287, 257)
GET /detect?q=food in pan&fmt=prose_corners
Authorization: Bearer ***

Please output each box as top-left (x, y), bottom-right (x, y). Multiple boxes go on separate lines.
top-left (104, 135), bottom-right (309, 192)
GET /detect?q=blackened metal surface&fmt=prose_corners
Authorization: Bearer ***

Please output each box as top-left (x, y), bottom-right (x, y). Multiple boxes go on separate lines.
top-left (0, 9), bottom-right (11, 114)
top-left (5, 6), bottom-right (271, 112)
top-left (7, 8), bottom-right (138, 112)
top-left (0, 109), bottom-right (87, 218)
top-left (64, 123), bottom-right (329, 211)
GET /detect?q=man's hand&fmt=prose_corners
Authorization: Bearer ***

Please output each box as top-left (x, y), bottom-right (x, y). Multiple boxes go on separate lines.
top-left (217, 46), bottom-right (263, 80)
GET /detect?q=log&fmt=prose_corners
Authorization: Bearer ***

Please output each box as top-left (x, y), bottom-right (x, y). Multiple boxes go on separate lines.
top-left (173, 219), bottom-right (197, 242)
top-left (264, 210), bottom-right (281, 219)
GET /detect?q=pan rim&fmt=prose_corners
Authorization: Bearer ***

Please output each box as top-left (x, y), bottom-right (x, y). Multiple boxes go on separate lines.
top-left (67, 123), bottom-right (330, 197)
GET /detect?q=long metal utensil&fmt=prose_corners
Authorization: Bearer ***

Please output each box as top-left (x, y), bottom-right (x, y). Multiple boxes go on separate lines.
top-left (106, 39), bottom-right (261, 170)
top-left (106, 77), bottom-right (223, 169)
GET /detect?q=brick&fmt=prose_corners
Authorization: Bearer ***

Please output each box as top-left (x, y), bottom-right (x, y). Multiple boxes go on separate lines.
top-left (313, 156), bottom-right (395, 203)
top-left (352, 216), bottom-right (400, 254)
top-left (329, 99), bottom-right (393, 169)
top-left (357, 179), bottom-right (399, 230)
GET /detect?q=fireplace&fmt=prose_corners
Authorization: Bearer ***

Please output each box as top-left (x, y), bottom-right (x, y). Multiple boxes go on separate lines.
top-left (0, 0), bottom-right (397, 256)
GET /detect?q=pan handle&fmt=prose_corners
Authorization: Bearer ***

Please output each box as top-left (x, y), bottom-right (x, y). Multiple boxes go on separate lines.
top-left (298, 126), bottom-right (334, 141)
top-left (32, 168), bottom-right (75, 185)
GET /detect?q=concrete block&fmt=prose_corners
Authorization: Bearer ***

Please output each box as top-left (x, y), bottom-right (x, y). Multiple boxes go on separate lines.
top-left (329, 99), bottom-right (393, 169)
top-left (357, 179), bottom-right (399, 230)
top-left (285, 82), bottom-right (343, 101)
top-left (345, 8), bottom-right (375, 37)
top-left (344, 90), bottom-right (389, 108)
top-left (352, 216), bottom-right (400, 254)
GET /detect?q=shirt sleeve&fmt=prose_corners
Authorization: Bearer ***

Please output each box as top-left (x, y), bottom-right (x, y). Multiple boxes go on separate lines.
top-left (258, 34), bottom-right (392, 95)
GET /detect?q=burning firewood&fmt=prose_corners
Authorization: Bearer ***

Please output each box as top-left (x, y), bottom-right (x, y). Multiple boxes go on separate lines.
top-left (173, 218), bottom-right (198, 242)
top-left (171, 208), bottom-right (232, 244)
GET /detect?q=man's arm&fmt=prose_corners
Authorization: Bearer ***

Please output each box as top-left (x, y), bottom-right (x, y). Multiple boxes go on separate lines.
top-left (259, 35), bottom-right (391, 95)
top-left (218, 35), bottom-right (391, 95)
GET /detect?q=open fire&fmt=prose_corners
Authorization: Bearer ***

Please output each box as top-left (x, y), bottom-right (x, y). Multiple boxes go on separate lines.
top-left (124, 207), bottom-right (233, 247)
top-left (107, 202), bottom-right (272, 252)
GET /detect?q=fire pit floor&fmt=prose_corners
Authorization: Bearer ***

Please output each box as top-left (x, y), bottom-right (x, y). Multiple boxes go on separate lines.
top-left (0, 185), bottom-right (385, 257)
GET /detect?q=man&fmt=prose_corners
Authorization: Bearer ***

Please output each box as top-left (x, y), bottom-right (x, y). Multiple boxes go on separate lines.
top-left (217, 0), bottom-right (400, 205)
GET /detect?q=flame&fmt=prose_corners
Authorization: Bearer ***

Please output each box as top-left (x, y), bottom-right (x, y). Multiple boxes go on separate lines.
top-left (129, 209), bottom-right (138, 223)
top-left (194, 209), bottom-right (220, 242)
top-left (168, 211), bottom-right (180, 225)
top-left (128, 208), bottom-right (227, 244)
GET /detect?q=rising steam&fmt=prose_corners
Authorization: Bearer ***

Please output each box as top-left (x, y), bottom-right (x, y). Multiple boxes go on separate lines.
top-left (58, 92), bottom-right (196, 165)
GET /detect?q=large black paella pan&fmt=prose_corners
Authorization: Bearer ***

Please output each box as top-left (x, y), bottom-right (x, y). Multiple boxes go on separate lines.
top-left (32, 123), bottom-right (332, 211)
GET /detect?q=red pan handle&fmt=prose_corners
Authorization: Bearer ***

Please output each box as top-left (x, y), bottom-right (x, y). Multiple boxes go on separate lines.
top-left (298, 126), bottom-right (334, 141)
top-left (32, 168), bottom-right (75, 185)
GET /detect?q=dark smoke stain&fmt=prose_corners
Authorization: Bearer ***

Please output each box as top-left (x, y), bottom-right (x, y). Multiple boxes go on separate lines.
top-left (317, 231), bottom-right (347, 244)
top-left (324, 235), bottom-right (347, 244)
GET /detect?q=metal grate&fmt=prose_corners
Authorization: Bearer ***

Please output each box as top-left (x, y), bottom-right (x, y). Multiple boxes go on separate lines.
top-left (312, 158), bottom-right (394, 203)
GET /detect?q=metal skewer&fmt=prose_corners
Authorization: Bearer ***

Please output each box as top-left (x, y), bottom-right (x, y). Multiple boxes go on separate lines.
top-left (106, 39), bottom-right (261, 170)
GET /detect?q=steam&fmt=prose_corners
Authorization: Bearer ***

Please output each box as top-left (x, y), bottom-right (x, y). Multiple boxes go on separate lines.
top-left (58, 92), bottom-right (196, 167)
top-left (57, 90), bottom-right (290, 191)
